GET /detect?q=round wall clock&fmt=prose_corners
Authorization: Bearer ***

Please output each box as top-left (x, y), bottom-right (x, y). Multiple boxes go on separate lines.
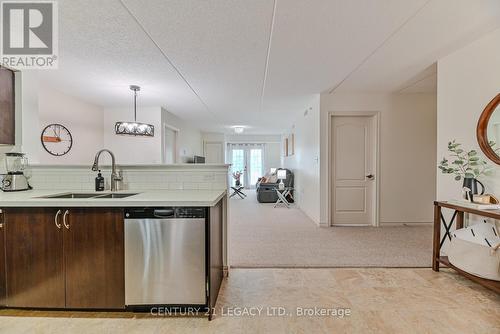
top-left (41, 124), bottom-right (73, 156)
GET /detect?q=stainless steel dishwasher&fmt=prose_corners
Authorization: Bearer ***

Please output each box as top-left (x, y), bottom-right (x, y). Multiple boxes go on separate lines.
top-left (124, 207), bottom-right (206, 306)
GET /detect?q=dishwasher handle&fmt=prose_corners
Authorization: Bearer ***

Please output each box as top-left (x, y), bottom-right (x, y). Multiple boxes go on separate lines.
top-left (153, 209), bottom-right (175, 218)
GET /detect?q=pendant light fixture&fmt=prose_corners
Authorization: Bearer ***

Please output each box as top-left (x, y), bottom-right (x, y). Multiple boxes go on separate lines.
top-left (115, 85), bottom-right (154, 137)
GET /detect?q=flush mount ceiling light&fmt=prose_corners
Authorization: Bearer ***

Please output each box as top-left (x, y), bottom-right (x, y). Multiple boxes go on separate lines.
top-left (115, 85), bottom-right (154, 137)
top-left (233, 126), bottom-right (245, 134)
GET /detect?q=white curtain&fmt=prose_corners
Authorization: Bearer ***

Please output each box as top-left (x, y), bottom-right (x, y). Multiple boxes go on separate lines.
top-left (227, 143), bottom-right (266, 188)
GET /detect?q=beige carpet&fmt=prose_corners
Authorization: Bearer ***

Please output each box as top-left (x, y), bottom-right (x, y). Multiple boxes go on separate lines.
top-left (229, 191), bottom-right (433, 268)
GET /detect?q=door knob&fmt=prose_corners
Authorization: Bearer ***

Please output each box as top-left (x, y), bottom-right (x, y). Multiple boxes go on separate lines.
top-left (366, 174), bottom-right (375, 180)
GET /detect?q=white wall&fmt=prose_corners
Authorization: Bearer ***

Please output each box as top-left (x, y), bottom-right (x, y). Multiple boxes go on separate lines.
top-left (437, 27), bottom-right (500, 201)
top-left (265, 142), bottom-right (281, 172)
top-left (320, 92), bottom-right (437, 226)
top-left (226, 134), bottom-right (281, 143)
top-left (20, 71), bottom-right (40, 164)
top-left (103, 107), bottom-right (163, 164)
top-left (283, 95), bottom-right (321, 223)
top-left (38, 86), bottom-right (104, 165)
top-left (162, 108), bottom-right (202, 163)
top-left (2, 71), bottom-right (203, 169)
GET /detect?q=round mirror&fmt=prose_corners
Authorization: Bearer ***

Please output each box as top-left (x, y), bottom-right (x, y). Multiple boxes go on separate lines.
top-left (477, 93), bottom-right (500, 165)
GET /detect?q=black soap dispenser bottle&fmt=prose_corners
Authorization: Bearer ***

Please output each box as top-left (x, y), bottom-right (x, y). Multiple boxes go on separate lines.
top-left (95, 170), bottom-right (105, 191)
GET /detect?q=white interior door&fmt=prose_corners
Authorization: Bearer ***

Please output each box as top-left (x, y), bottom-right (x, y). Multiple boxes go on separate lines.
top-left (204, 142), bottom-right (224, 163)
top-left (331, 116), bottom-right (376, 226)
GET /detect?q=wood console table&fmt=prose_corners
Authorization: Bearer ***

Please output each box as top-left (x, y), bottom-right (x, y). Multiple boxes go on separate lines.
top-left (433, 201), bottom-right (500, 294)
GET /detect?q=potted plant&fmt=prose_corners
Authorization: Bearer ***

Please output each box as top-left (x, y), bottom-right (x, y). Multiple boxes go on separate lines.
top-left (232, 170), bottom-right (243, 187)
top-left (438, 140), bottom-right (494, 201)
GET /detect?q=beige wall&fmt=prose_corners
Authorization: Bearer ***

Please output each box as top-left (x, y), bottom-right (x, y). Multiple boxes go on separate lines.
top-left (283, 95), bottom-right (321, 224)
top-left (320, 92), bottom-right (437, 226)
top-left (103, 107), bottom-right (163, 165)
top-left (161, 108), bottom-right (203, 163)
top-left (38, 86), bottom-right (104, 165)
top-left (437, 27), bottom-right (500, 201)
top-left (3, 71), bottom-right (204, 168)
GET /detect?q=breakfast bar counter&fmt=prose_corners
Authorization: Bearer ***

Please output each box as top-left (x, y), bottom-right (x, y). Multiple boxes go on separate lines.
top-left (0, 189), bottom-right (227, 207)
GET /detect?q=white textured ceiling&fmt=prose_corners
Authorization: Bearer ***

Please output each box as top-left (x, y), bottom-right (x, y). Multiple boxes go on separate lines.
top-left (334, 0), bottom-right (500, 93)
top-left (39, 0), bottom-right (500, 134)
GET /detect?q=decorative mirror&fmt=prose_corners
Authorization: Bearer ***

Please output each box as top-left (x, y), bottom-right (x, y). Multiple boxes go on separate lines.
top-left (477, 93), bottom-right (500, 165)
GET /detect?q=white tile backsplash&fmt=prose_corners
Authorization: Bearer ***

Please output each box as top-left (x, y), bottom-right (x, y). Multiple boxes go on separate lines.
top-left (27, 166), bottom-right (229, 191)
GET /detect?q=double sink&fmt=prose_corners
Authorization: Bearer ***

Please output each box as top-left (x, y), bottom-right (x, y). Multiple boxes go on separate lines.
top-left (39, 192), bottom-right (139, 199)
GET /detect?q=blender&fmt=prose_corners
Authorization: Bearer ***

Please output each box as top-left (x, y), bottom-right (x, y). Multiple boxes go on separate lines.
top-left (2, 152), bottom-right (31, 191)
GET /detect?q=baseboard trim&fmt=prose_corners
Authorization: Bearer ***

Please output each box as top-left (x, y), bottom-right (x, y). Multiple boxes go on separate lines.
top-left (380, 222), bottom-right (432, 226)
top-left (230, 265), bottom-right (432, 269)
top-left (332, 224), bottom-right (372, 227)
top-left (318, 222), bottom-right (432, 227)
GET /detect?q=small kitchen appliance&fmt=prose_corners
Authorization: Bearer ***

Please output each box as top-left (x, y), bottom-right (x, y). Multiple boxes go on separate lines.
top-left (2, 152), bottom-right (31, 192)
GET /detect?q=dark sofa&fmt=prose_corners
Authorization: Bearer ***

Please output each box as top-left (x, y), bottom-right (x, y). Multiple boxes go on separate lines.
top-left (256, 168), bottom-right (294, 203)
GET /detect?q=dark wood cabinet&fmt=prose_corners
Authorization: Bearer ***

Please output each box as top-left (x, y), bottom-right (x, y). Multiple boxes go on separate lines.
top-left (0, 67), bottom-right (15, 145)
top-left (64, 208), bottom-right (124, 309)
top-left (0, 202), bottom-right (224, 315)
top-left (4, 208), bottom-right (65, 308)
top-left (208, 200), bottom-right (224, 319)
top-left (2, 207), bottom-right (125, 309)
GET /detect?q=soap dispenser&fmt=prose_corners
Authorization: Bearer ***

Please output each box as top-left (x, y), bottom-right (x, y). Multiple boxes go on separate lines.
top-left (95, 170), bottom-right (105, 191)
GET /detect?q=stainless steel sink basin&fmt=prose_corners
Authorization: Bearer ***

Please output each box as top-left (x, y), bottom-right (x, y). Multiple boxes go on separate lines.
top-left (41, 193), bottom-right (99, 199)
top-left (39, 193), bottom-right (139, 199)
top-left (93, 193), bottom-right (138, 199)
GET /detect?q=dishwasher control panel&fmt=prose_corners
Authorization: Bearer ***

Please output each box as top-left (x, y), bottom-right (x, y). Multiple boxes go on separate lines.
top-left (125, 207), bottom-right (206, 219)
top-left (176, 207), bottom-right (206, 219)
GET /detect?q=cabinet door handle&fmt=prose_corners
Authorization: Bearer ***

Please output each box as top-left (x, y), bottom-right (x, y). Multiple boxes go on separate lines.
top-left (63, 210), bottom-right (70, 229)
top-left (54, 210), bottom-right (62, 229)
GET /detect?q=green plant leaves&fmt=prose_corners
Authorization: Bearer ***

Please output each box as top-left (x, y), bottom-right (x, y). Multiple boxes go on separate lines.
top-left (438, 140), bottom-right (491, 181)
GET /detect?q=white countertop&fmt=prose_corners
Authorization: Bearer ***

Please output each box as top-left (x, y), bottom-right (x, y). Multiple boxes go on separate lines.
top-left (0, 189), bottom-right (227, 207)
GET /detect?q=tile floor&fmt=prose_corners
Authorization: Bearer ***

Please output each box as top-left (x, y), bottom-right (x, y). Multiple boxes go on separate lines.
top-left (0, 268), bottom-right (498, 334)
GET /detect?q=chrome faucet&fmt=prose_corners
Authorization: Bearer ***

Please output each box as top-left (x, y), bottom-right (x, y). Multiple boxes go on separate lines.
top-left (91, 149), bottom-right (122, 191)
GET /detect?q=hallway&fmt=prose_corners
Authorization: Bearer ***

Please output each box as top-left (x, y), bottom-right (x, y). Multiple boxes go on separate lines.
top-left (229, 192), bottom-right (433, 267)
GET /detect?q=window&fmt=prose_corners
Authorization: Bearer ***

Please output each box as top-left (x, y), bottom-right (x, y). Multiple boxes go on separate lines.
top-left (231, 149), bottom-right (245, 186)
top-left (249, 149), bottom-right (263, 185)
top-left (228, 144), bottom-right (265, 188)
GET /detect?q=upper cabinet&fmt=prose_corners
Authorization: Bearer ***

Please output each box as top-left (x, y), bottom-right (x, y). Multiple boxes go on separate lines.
top-left (0, 67), bottom-right (15, 145)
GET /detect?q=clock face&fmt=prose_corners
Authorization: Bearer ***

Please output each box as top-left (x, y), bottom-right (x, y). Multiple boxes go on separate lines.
top-left (41, 124), bottom-right (73, 156)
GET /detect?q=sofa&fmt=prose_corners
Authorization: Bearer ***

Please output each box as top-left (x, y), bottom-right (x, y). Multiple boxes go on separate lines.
top-left (256, 168), bottom-right (294, 203)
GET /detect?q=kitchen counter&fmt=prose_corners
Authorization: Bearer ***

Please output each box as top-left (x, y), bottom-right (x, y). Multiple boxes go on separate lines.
top-left (0, 189), bottom-right (227, 207)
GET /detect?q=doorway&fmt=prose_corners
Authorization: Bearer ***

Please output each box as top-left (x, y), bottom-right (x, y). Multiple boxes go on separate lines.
top-left (330, 114), bottom-right (379, 226)
top-left (163, 125), bottom-right (178, 164)
top-left (204, 141), bottom-right (224, 163)
top-left (227, 143), bottom-right (264, 189)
